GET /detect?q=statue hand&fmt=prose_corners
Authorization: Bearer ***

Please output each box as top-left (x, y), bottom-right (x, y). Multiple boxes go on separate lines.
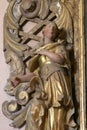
top-left (37, 49), bottom-right (48, 55)
top-left (11, 77), bottom-right (21, 87)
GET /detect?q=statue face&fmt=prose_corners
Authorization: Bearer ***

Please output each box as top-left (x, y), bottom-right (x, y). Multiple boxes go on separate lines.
top-left (43, 23), bottom-right (58, 40)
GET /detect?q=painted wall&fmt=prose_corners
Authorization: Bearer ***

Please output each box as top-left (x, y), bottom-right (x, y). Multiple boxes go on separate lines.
top-left (0, 1), bottom-right (24, 130)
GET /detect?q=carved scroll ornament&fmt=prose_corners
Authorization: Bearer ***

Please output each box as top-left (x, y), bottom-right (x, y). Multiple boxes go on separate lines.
top-left (2, 0), bottom-right (86, 130)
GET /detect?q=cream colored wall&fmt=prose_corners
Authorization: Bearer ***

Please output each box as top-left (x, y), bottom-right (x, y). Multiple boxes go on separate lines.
top-left (0, 1), bottom-right (24, 130)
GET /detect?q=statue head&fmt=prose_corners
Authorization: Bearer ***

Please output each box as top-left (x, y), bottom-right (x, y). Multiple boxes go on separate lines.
top-left (42, 22), bottom-right (59, 41)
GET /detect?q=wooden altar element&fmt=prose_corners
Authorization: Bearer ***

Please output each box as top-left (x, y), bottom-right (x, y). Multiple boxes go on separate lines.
top-left (2, 0), bottom-right (86, 130)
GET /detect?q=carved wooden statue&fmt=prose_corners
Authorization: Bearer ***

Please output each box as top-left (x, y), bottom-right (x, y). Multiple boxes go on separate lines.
top-left (2, 0), bottom-right (86, 130)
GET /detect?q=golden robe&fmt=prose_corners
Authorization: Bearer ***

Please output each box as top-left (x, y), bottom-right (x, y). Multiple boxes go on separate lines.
top-left (28, 43), bottom-right (77, 130)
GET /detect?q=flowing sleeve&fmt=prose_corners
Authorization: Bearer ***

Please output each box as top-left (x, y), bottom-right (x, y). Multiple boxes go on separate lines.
top-left (55, 45), bottom-right (71, 69)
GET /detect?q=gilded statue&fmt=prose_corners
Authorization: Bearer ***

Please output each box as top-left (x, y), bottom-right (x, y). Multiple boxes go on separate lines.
top-left (10, 22), bottom-right (77, 130)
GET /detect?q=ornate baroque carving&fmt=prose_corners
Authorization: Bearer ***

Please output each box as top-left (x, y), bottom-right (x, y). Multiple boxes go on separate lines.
top-left (2, 0), bottom-right (86, 130)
